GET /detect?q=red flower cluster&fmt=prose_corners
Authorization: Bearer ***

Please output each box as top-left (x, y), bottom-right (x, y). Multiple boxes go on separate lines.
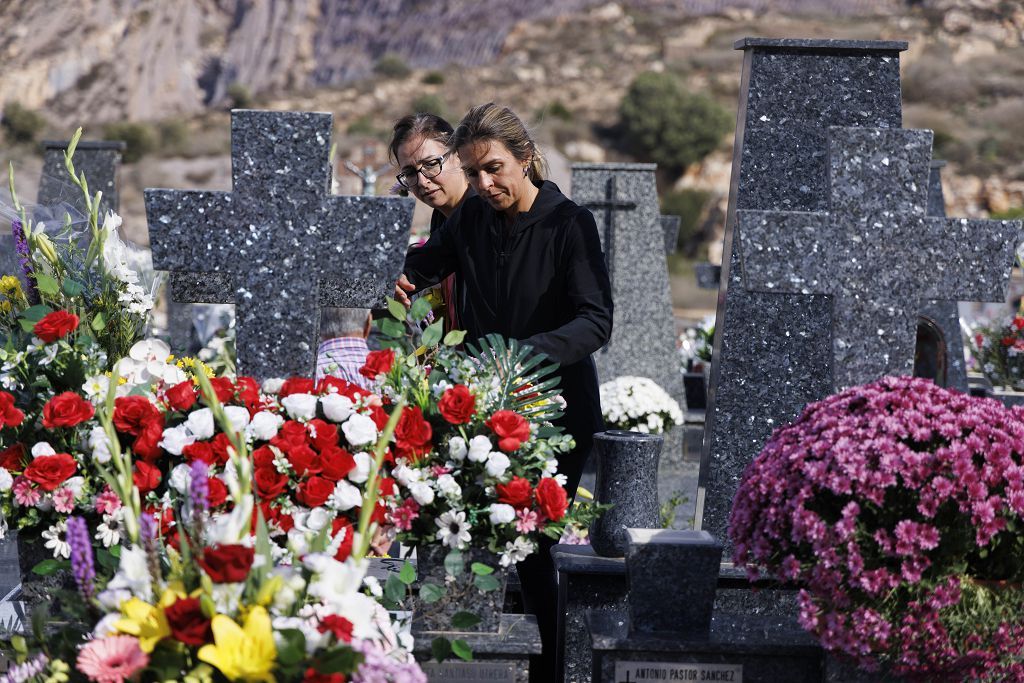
top-left (0, 391), bottom-right (24, 429)
top-left (486, 410), bottom-right (531, 452)
top-left (438, 385), bottom-right (475, 424)
top-left (33, 310), bottom-right (78, 343)
top-left (24, 453), bottom-right (77, 492)
top-left (393, 406), bottom-right (432, 461)
top-left (42, 392), bottom-right (94, 429)
top-left (197, 543), bottom-right (255, 583)
top-left (165, 596), bottom-right (212, 646)
top-left (254, 417), bottom-right (359, 509)
top-left (359, 349), bottom-right (395, 380)
top-left (113, 396), bottom-right (165, 461)
top-left (496, 475), bottom-right (568, 521)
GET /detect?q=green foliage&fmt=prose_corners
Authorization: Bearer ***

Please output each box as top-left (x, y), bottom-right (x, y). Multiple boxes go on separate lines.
top-left (619, 71), bottom-right (731, 175)
top-left (156, 119), bottom-right (190, 154)
top-left (347, 115), bottom-right (380, 138)
top-left (659, 490), bottom-right (691, 529)
top-left (410, 93), bottom-right (449, 120)
top-left (1, 102), bottom-right (46, 143)
top-left (103, 121), bottom-right (156, 163)
top-left (992, 207), bottom-right (1024, 220)
top-left (227, 82), bottom-right (252, 109)
top-left (375, 53), bottom-right (412, 79)
top-left (540, 100), bottom-right (573, 122)
top-left (465, 334), bottom-right (565, 423)
top-left (422, 70), bottom-right (446, 85)
top-left (660, 188), bottom-right (711, 252)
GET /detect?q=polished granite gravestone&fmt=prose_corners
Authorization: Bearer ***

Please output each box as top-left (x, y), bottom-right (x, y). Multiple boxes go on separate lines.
top-left (695, 262), bottom-right (721, 290)
top-left (661, 214), bottom-right (680, 255)
top-left (737, 127), bottom-right (1020, 389)
top-left (587, 530), bottom-right (823, 683)
top-left (413, 615), bottom-right (541, 683)
top-left (572, 163), bottom-right (686, 512)
top-left (697, 38), bottom-right (909, 549)
top-left (918, 160), bottom-right (969, 392)
top-left (145, 110), bottom-right (414, 379)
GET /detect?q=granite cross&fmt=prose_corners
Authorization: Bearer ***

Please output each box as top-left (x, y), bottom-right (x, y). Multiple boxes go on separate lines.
top-left (145, 110), bottom-right (413, 379)
top-left (581, 175), bottom-right (636, 275)
top-left (738, 126), bottom-right (1021, 389)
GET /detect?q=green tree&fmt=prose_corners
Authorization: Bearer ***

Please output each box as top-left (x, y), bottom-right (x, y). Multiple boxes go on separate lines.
top-left (619, 71), bottom-right (731, 176)
top-left (410, 94), bottom-right (448, 120)
top-left (226, 82), bottom-right (252, 109)
top-left (103, 122), bottom-right (156, 163)
top-left (1, 102), bottom-right (46, 143)
top-left (661, 188), bottom-right (711, 253)
top-left (375, 54), bottom-right (411, 79)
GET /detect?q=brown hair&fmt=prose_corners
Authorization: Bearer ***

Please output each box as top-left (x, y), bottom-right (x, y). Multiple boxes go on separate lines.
top-left (450, 103), bottom-right (546, 182)
top-left (387, 113), bottom-right (455, 166)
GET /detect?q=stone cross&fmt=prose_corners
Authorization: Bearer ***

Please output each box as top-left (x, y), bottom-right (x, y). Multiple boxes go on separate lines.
top-left (697, 38), bottom-right (908, 546)
top-left (737, 127), bottom-right (1020, 389)
top-left (579, 172), bottom-right (637, 275)
top-left (145, 110), bottom-right (413, 379)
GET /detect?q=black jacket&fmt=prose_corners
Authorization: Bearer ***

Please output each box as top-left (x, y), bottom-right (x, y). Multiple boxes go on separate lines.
top-left (404, 180), bottom-right (613, 449)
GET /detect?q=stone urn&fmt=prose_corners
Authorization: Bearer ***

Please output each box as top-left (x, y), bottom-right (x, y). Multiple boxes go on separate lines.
top-left (589, 430), bottom-right (662, 557)
top-left (412, 545), bottom-right (508, 633)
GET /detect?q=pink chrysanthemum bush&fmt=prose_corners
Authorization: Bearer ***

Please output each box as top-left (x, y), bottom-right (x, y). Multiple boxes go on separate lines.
top-left (729, 376), bottom-right (1024, 680)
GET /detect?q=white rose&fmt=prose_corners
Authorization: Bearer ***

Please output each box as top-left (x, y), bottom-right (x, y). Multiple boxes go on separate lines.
top-left (169, 464), bottom-right (193, 494)
top-left (392, 463), bottom-right (421, 488)
top-left (63, 476), bottom-right (85, 497)
top-left (186, 408), bottom-right (215, 440)
top-left (488, 503), bottom-right (516, 525)
top-left (436, 474), bottom-right (462, 500)
top-left (321, 394), bottom-right (354, 423)
top-left (409, 481), bottom-right (435, 506)
top-left (31, 442), bottom-right (56, 458)
top-left (328, 480), bottom-right (362, 511)
top-left (223, 406), bottom-right (251, 432)
top-left (342, 413), bottom-right (378, 447)
top-left (281, 393), bottom-right (318, 421)
top-left (448, 436), bottom-right (467, 461)
top-left (0, 468), bottom-right (13, 491)
top-left (347, 451), bottom-right (372, 484)
top-left (159, 425), bottom-right (195, 456)
top-left (485, 452), bottom-right (511, 478)
top-left (467, 435), bottom-right (492, 463)
top-left (247, 411), bottom-right (283, 441)
top-left (300, 508), bottom-right (331, 533)
top-left (88, 426), bottom-right (112, 464)
top-left (262, 378), bottom-right (285, 395)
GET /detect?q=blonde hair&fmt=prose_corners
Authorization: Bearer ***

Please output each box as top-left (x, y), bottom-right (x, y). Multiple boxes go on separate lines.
top-left (450, 103), bottom-right (546, 182)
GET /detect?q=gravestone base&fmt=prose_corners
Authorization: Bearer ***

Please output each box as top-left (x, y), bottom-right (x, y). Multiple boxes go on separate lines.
top-left (587, 610), bottom-right (824, 683)
top-left (413, 614), bottom-right (541, 683)
top-left (713, 566), bottom-right (800, 618)
top-left (552, 545), bottom-right (628, 683)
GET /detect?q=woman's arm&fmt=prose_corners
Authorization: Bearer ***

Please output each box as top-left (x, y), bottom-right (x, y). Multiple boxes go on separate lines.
top-left (522, 209), bottom-right (613, 366)
top-left (402, 210), bottom-right (461, 295)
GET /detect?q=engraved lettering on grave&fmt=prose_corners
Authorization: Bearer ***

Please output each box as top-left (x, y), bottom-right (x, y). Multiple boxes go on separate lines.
top-left (419, 661), bottom-right (516, 682)
top-left (614, 661), bottom-right (743, 682)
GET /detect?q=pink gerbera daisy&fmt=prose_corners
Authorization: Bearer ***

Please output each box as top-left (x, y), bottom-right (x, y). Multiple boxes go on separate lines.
top-left (52, 486), bottom-right (76, 513)
top-left (94, 489), bottom-right (122, 516)
top-left (76, 635), bottom-right (148, 683)
top-left (515, 508), bottom-right (540, 534)
top-left (12, 477), bottom-right (41, 507)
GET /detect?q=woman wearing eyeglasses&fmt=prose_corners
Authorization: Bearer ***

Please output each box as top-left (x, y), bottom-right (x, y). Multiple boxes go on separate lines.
top-left (388, 113), bottom-right (472, 333)
top-left (397, 103), bottom-right (613, 681)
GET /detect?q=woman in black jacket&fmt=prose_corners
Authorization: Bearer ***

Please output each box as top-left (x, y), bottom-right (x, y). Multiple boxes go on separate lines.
top-left (397, 102), bottom-right (613, 679)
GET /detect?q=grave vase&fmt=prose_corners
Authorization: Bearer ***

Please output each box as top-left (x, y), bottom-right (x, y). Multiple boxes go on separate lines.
top-left (589, 430), bottom-right (662, 557)
top-left (412, 545), bottom-right (508, 633)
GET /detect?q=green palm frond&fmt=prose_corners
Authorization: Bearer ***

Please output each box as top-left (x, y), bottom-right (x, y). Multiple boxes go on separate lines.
top-left (466, 333), bottom-right (565, 423)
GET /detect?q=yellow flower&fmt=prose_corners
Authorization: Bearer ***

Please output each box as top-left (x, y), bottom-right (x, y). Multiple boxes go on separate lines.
top-left (198, 606), bottom-right (277, 682)
top-left (115, 597), bottom-right (171, 653)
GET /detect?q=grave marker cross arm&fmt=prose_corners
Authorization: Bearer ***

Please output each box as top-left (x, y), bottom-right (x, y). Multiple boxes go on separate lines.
top-left (920, 216), bottom-right (1022, 303)
top-left (145, 190), bottom-right (238, 276)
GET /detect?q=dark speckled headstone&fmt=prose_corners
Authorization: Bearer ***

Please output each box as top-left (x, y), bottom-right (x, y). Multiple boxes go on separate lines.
top-left (737, 127), bottom-right (1020, 389)
top-left (39, 140), bottom-right (125, 219)
top-left (661, 214), bottom-right (680, 255)
top-left (697, 38), bottom-right (908, 548)
top-left (145, 110), bottom-right (413, 379)
top-left (572, 163), bottom-right (686, 515)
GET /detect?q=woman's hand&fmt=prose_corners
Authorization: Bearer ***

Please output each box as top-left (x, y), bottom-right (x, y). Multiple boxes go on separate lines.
top-left (394, 274), bottom-right (415, 307)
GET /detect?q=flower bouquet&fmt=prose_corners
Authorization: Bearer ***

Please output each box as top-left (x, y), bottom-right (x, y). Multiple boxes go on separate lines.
top-left (967, 313), bottom-right (1024, 391)
top-left (599, 376), bottom-right (683, 435)
top-left (730, 376), bottom-right (1024, 680)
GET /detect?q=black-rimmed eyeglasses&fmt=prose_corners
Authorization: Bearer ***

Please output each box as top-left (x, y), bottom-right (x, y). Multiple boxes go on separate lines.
top-left (396, 154), bottom-right (447, 189)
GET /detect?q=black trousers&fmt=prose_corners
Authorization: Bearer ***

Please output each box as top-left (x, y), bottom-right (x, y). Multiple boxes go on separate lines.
top-left (516, 430), bottom-right (593, 683)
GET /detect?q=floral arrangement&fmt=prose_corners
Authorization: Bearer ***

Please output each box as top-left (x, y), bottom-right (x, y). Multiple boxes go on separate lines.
top-left (966, 313), bottom-right (1024, 390)
top-left (730, 376), bottom-right (1024, 679)
top-left (677, 316), bottom-right (714, 374)
top-left (599, 376), bottom-right (683, 435)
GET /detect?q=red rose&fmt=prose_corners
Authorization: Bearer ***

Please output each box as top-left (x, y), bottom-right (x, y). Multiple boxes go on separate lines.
top-left (165, 596), bottom-right (212, 646)
top-left (235, 377), bottom-right (261, 409)
top-left (394, 406), bottom-right (432, 460)
top-left (287, 444), bottom-right (320, 476)
top-left (271, 421), bottom-right (308, 452)
top-left (438, 385), bottom-right (476, 425)
top-left (208, 377), bottom-right (236, 404)
top-left (133, 461), bottom-right (162, 494)
top-left (132, 418), bottom-right (165, 462)
top-left (183, 441), bottom-right (216, 466)
top-left (0, 444), bottom-right (26, 472)
top-left (113, 396), bottom-right (161, 436)
top-left (485, 410), bottom-right (531, 452)
top-left (254, 466), bottom-right (288, 499)
top-left (23, 453), bottom-right (77, 491)
top-left (198, 544), bottom-right (255, 583)
top-left (166, 381), bottom-right (198, 411)
top-left (318, 614), bottom-right (354, 642)
top-left (304, 668), bottom-right (344, 683)
top-left (207, 477), bottom-right (228, 508)
top-left (0, 392), bottom-right (24, 429)
top-left (298, 476), bottom-right (334, 507)
top-left (252, 445), bottom-right (277, 469)
top-left (262, 502), bottom-right (295, 533)
top-left (368, 404), bottom-right (388, 431)
top-left (279, 377), bottom-right (315, 398)
top-left (496, 476), bottom-right (534, 509)
top-left (535, 477), bottom-right (568, 522)
top-left (319, 445), bottom-right (355, 481)
top-left (317, 376), bottom-right (359, 398)
top-left (42, 392), bottom-right (94, 429)
top-left (210, 433), bottom-right (233, 466)
top-left (33, 310), bottom-right (78, 343)
top-left (332, 519), bottom-right (354, 562)
top-left (379, 476), bottom-right (395, 497)
top-left (308, 419), bottom-right (338, 451)
top-left (359, 348), bottom-right (395, 380)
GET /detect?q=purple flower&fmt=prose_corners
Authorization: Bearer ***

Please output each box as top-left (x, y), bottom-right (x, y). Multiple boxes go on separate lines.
top-left (11, 220), bottom-right (38, 305)
top-left (66, 516), bottom-right (94, 601)
top-left (189, 460), bottom-right (209, 514)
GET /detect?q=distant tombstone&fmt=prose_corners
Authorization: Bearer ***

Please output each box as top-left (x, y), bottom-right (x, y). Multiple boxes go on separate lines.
top-left (572, 163), bottom-right (686, 510)
top-left (39, 140), bottom-right (125, 219)
top-left (694, 262), bottom-right (721, 290)
top-left (661, 214), bottom-right (680, 255)
top-left (697, 38), bottom-right (909, 546)
top-left (737, 127), bottom-right (1020, 389)
top-left (145, 110), bottom-right (414, 379)
top-left (918, 160), bottom-right (969, 392)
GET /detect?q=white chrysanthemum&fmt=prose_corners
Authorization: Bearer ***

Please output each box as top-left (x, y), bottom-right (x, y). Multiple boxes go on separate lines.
top-left (436, 510), bottom-right (471, 550)
top-left (599, 376), bottom-right (683, 434)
